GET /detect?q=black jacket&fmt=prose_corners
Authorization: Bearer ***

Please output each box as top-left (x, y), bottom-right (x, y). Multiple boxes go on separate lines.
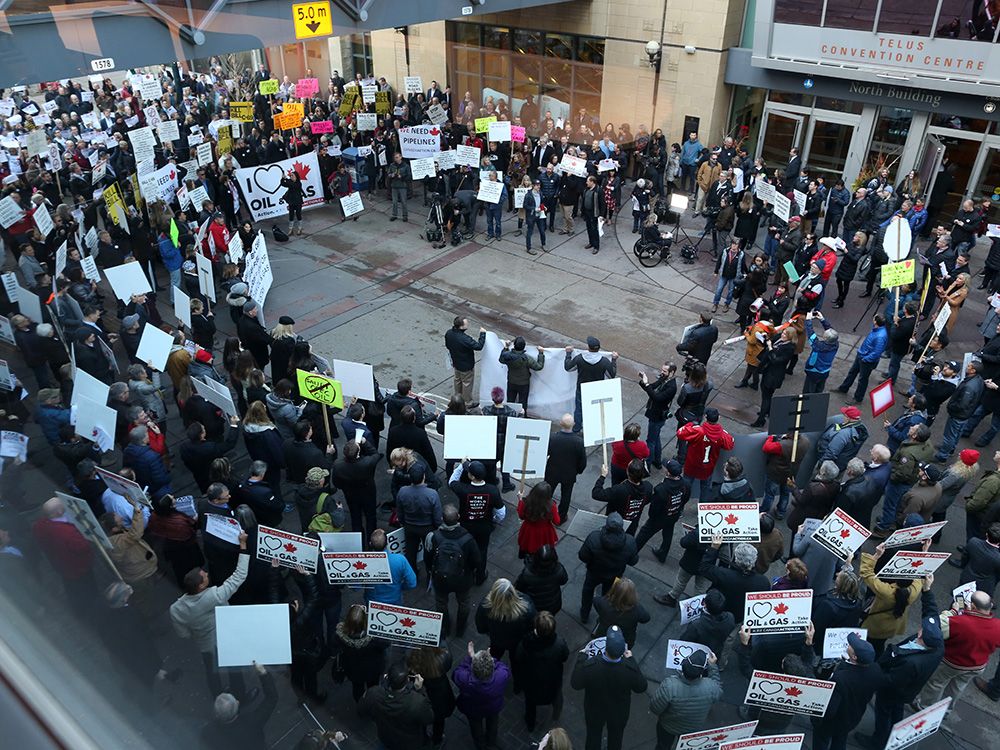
top-left (649, 476), bottom-right (691, 525)
top-left (948, 374), bottom-right (984, 419)
top-left (514, 631), bottom-right (569, 705)
top-left (386, 422), bottom-right (438, 472)
top-left (386, 391), bottom-right (436, 427)
top-left (426, 524), bottom-right (481, 592)
top-left (811, 594), bottom-right (864, 648)
top-left (592, 477), bottom-right (653, 525)
top-left (579, 520), bottom-right (639, 582)
top-left (698, 547), bottom-right (770, 623)
top-left (570, 651), bottom-right (647, 724)
top-left (843, 199), bottom-right (870, 231)
top-left (283, 438), bottom-right (331, 485)
top-left (678, 527), bottom-right (708, 574)
top-left (564, 351), bottom-right (616, 385)
top-left (475, 595), bottom-right (536, 653)
top-left (758, 341), bottom-right (795, 391)
top-left (641, 376), bottom-right (677, 422)
top-left (875, 590), bottom-right (944, 703)
top-left (889, 316), bottom-right (917, 356)
top-left (677, 323), bottom-right (718, 364)
top-left (444, 327), bottom-right (485, 372)
top-left (236, 315), bottom-right (271, 369)
top-left (514, 557), bottom-right (568, 614)
top-left (234, 479), bottom-right (283, 527)
top-left (179, 427), bottom-right (239, 492)
top-left (358, 680), bottom-right (434, 750)
top-left (331, 453), bottom-right (381, 508)
top-left (544, 430), bottom-right (587, 484)
top-left (679, 609), bottom-right (735, 657)
top-left (820, 661), bottom-right (891, 729)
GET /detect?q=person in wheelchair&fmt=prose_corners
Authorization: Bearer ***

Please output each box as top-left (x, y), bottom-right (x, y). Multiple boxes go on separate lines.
top-left (640, 213), bottom-right (673, 257)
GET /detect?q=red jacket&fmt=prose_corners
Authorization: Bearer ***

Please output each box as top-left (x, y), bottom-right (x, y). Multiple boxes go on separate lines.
top-left (516, 499), bottom-right (559, 555)
top-left (611, 439), bottom-right (650, 471)
top-left (202, 221), bottom-right (229, 262)
top-left (677, 421), bottom-right (735, 480)
top-left (810, 247), bottom-right (837, 282)
top-left (942, 609), bottom-right (1000, 669)
top-left (32, 517), bottom-right (93, 580)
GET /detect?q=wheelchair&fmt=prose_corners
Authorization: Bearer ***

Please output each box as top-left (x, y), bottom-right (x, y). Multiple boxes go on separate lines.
top-left (633, 234), bottom-right (673, 268)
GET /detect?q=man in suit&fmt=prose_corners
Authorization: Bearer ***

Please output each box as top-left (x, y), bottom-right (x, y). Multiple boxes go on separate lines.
top-left (531, 136), bottom-right (555, 177)
top-left (426, 80), bottom-right (443, 103)
top-left (784, 147), bottom-right (801, 185)
top-left (545, 413), bottom-right (588, 523)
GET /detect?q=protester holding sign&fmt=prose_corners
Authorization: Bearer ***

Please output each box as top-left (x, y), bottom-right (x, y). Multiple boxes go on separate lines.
top-left (860, 543), bottom-right (927, 656)
top-left (650, 649), bottom-right (722, 750)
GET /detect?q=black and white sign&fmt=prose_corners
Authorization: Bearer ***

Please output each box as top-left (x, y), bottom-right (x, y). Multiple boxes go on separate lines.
top-left (698, 502), bottom-right (760, 542)
top-left (743, 670), bottom-right (835, 717)
top-left (677, 722), bottom-right (758, 750)
top-left (743, 590), bottom-right (812, 634)
top-left (366, 601), bottom-right (442, 647)
top-left (811, 507), bottom-right (870, 560)
top-left (877, 551), bottom-right (951, 579)
top-left (884, 521), bottom-right (948, 549)
top-left (665, 639), bottom-right (711, 670)
top-left (256, 525), bottom-right (320, 573)
top-left (323, 551), bottom-right (393, 583)
top-left (885, 697), bottom-right (951, 750)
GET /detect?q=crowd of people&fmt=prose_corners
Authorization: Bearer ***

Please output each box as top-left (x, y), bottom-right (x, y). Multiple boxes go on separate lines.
top-left (2, 60), bottom-right (1000, 750)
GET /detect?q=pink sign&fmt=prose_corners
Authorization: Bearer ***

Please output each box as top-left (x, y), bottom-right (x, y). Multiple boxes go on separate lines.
top-left (511, 125), bottom-right (525, 143)
top-left (295, 78), bottom-right (319, 98)
top-left (310, 120), bottom-right (334, 134)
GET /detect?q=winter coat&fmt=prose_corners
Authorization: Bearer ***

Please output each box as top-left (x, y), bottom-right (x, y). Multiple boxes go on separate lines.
top-left (453, 654), bottom-right (510, 718)
top-left (264, 392), bottom-right (302, 440)
top-left (579, 520), bottom-right (639, 583)
top-left (444, 327), bottom-right (486, 372)
top-left (516, 499), bottom-right (559, 555)
top-left (515, 557), bottom-right (568, 614)
top-left (677, 323), bottom-right (719, 365)
top-left (514, 631), bottom-right (569, 705)
top-left (786, 479), bottom-right (839, 534)
top-left (570, 651), bottom-right (647, 724)
top-left (679, 610), bottom-right (735, 657)
top-left (763, 434), bottom-right (810, 483)
top-left (122, 443), bottom-right (172, 497)
top-left (594, 598), bottom-right (651, 647)
top-left (475, 596), bottom-right (536, 654)
top-left (641, 375), bottom-right (678, 422)
top-left (815, 419), bottom-right (869, 471)
top-left (860, 553), bottom-right (922, 639)
top-left (874, 590), bottom-right (944, 703)
top-left (499, 347), bottom-right (544, 386)
top-left (890, 439), bottom-right (935, 486)
top-left (818, 661), bottom-right (890, 730)
top-left (698, 547), bottom-right (770, 623)
top-left (36, 403), bottom-right (72, 445)
top-left (358, 680), bottom-right (434, 750)
top-left (242, 423), bottom-right (285, 473)
top-left (333, 623), bottom-right (389, 686)
top-left (564, 350), bottom-right (616, 386)
top-left (649, 665), bottom-right (723, 736)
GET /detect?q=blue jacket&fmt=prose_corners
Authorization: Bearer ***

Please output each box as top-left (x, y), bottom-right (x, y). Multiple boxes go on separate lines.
top-left (858, 325), bottom-right (888, 363)
top-left (539, 171), bottom-right (560, 199)
top-left (681, 139), bottom-right (703, 166)
top-left (826, 186), bottom-right (851, 214)
top-left (157, 234), bottom-right (183, 272)
top-left (906, 207), bottom-right (928, 236)
top-left (886, 409), bottom-right (927, 453)
top-left (366, 552), bottom-right (416, 605)
top-left (36, 403), bottom-right (71, 445)
top-left (804, 318), bottom-right (838, 374)
top-left (122, 443), bottom-right (172, 497)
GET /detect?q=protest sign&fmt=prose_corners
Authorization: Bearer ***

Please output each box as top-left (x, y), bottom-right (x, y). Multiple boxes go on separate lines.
top-left (16, 285), bottom-right (42, 323)
top-left (366, 601), bottom-right (442, 647)
top-left (229, 101), bottom-right (254, 121)
top-left (792, 189), bottom-right (807, 214)
top-left (744, 590), bottom-right (813, 634)
top-left (236, 152), bottom-right (324, 222)
top-left (195, 251), bottom-right (216, 303)
top-left (340, 192), bottom-right (364, 217)
top-left (323, 551), bottom-right (393, 584)
top-left (295, 78), bottom-right (319, 98)
top-left (435, 150), bottom-right (456, 171)
top-left (296, 370), bottom-right (344, 408)
top-left (881, 259), bottom-right (916, 288)
top-left (104, 262), bottom-right (152, 302)
top-left (885, 697), bottom-right (951, 750)
top-left (156, 119), bottom-right (180, 144)
top-left (331, 359), bottom-right (375, 401)
top-left (56, 490), bottom-right (112, 551)
top-left (95, 466), bottom-right (149, 506)
top-left (174, 285), bottom-right (191, 328)
top-left (677, 722), bottom-right (758, 750)
top-left (205, 513), bottom-right (242, 543)
top-left (933, 304), bottom-right (951, 335)
top-left (0, 315), bottom-right (14, 346)
top-left (487, 120), bottom-right (512, 142)
top-left (228, 232), bottom-right (245, 264)
top-left (455, 144), bottom-right (481, 167)
top-left (127, 126), bottom-right (157, 164)
top-left (477, 179), bottom-right (504, 204)
top-left (511, 125), bottom-right (526, 142)
top-left (311, 119), bottom-right (334, 134)
top-left (319, 532), bottom-right (363, 552)
top-left (810, 507), bottom-right (870, 560)
top-left (375, 91), bottom-right (391, 115)
top-left (427, 103), bottom-right (448, 125)
top-left (356, 112), bottom-right (377, 131)
top-left (196, 141), bottom-right (213, 167)
top-left (580, 378), bottom-right (624, 448)
top-left (72, 367), bottom-right (109, 416)
top-left (559, 154), bottom-right (588, 178)
top-left (74, 397), bottom-right (116, 453)
top-left (258, 79), bottom-right (279, 95)
top-left (386, 526), bottom-right (423, 562)
top-left (361, 84), bottom-right (377, 104)
top-left (698, 502), bottom-right (761, 542)
top-left (884, 520), bottom-right (948, 548)
top-left (680, 594), bottom-right (707, 625)
top-left (135, 323), bottom-right (172, 372)
top-left (138, 162), bottom-right (178, 203)
top-left (135, 75), bottom-right (162, 100)
top-left (719, 735), bottom-right (804, 750)
top-left (665, 639), bottom-right (711, 670)
top-left (513, 187), bottom-right (529, 208)
top-left (256, 525), bottom-right (320, 573)
top-left (443, 415), bottom-right (498, 459)
top-left (502, 417), bottom-right (550, 481)
top-left (475, 116), bottom-right (497, 133)
top-left (0, 195), bottom-right (23, 228)
top-left (743, 670), bottom-right (835, 717)
top-left (953, 581), bottom-right (977, 606)
top-left (192, 377), bottom-right (238, 418)
top-left (598, 158), bottom-right (618, 172)
top-left (26, 129), bottom-right (47, 157)
top-left (878, 551), bottom-right (951, 579)
top-left (409, 156), bottom-right (437, 181)
top-left (215, 604), bottom-right (292, 667)
top-left (399, 125), bottom-right (442, 159)
top-left (243, 231), bottom-right (274, 311)
top-left (0, 431), bottom-right (28, 462)
top-left (822, 627), bottom-right (868, 659)
top-left (773, 193), bottom-right (791, 222)
top-left (404, 76), bottom-right (423, 94)
top-left (33, 205), bottom-right (53, 237)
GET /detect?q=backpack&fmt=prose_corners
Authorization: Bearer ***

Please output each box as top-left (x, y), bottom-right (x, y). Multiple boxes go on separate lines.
top-left (272, 224), bottom-right (289, 242)
top-left (307, 493), bottom-right (338, 533)
top-left (431, 530), bottom-right (467, 586)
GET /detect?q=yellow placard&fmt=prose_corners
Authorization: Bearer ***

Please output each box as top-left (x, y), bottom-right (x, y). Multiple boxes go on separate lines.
top-left (103, 182), bottom-right (124, 223)
top-left (272, 112), bottom-right (302, 131)
top-left (217, 125), bottom-right (232, 155)
top-left (296, 370), bottom-right (343, 407)
top-left (375, 91), bottom-right (390, 115)
top-left (475, 116), bottom-right (497, 134)
top-left (338, 91), bottom-right (357, 117)
top-left (258, 79), bottom-right (279, 96)
top-left (292, 1), bottom-right (333, 39)
top-left (284, 102), bottom-right (304, 119)
top-left (130, 173), bottom-right (143, 208)
top-left (880, 259), bottom-right (916, 288)
top-left (230, 101), bottom-right (254, 122)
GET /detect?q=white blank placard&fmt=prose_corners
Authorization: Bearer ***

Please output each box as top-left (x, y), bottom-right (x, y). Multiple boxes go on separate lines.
top-left (193, 376), bottom-right (238, 417)
top-left (443, 414), bottom-right (498, 459)
top-left (104, 262), bottom-right (152, 302)
top-left (332, 359), bottom-right (375, 401)
top-left (173, 286), bottom-right (191, 328)
top-left (135, 324), bottom-right (173, 372)
top-left (502, 416), bottom-right (551, 478)
top-left (319, 531), bottom-right (363, 552)
top-left (74, 396), bottom-right (116, 445)
top-left (580, 378), bottom-right (624, 448)
top-left (72, 367), bottom-right (110, 407)
top-left (215, 603), bottom-right (292, 667)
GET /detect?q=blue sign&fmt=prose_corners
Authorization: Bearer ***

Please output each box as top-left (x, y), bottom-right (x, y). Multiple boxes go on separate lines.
top-left (803, 78), bottom-right (814, 89)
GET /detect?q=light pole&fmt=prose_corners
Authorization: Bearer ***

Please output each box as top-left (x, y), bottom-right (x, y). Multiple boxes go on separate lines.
top-left (646, 40), bottom-right (663, 129)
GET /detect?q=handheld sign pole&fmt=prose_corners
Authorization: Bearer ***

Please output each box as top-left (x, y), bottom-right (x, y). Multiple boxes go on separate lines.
top-left (790, 394), bottom-right (804, 464)
top-left (917, 333), bottom-right (937, 364)
top-left (515, 432), bottom-right (539, 496)
top-left (894, 219), bottom-right (901, 321)
top-left (321, 405), bottom-right (332, 446)
top-left (594, 396), bottom-right (611, 467)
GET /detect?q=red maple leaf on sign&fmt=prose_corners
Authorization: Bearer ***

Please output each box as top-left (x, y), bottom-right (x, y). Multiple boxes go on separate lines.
top-left (399, 617), bottom-right (416, 627)
top-left (169, 170), bottom-right (176, 180)
top-left (283, 542), bottom-right (298, 553)
top-left (785, 686), bottom-right (803, 697)
top-left (840, 529), bottom-right (851, 538)
top-left (292, 160), bottom-right (311, 181)
top-left (724, 513), bottom-right (739, 524)
top-left (913, 721), bottom-right (926, 730)
top-left (774, 603), bottom-right (789, 615)
top-left (353, 561), bottom-right (367, 570)
top-left (911, 560), bottom-right (923, 567)
top-left (711, 736), bottom-right (727, 742)
top-left (429, 127), bottom-right (440, 136)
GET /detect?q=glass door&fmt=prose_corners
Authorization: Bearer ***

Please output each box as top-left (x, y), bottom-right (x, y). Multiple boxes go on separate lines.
top-left (926, 127), bottom-right (987, 221)
top-left (802, 113), bottom-right (862, 186)
top-left (757, 108), bottom-right (803, 174)
top-left (969, 142), bottom-right (1000, 225)
top-left (917, 135), bottom-right (945, 204)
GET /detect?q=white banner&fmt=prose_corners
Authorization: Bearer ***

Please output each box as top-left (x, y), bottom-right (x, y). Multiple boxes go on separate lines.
top-left (884, 520), bottom-right (948, 549)
top-left (698, 503), bottom-right (761, 542)
top-left (323, 551), bottom-right (392, 583)
top-left (256, 525), bottom-right (320, 573)
top-left (399, 125), bottom-right (441, 159)
top-left (677, 722), bottom-right (758, 750)
top-left (455, 144), bottom-right (481, 167)
top-left (409, 156), bottom-right (437, 181)
top-left (665, 639), bottom-right (711, 670)
top-left (235, 152), bottom-right (324, 222)
top-left (243, 232), bottom-right (273, 311)
top-left (744, 590), bottom-right (813, 634)
top-left (811, 507), bottom-right (871, 560)
top-left (502, 417), bottom-right (550, 480)
top-left (743, 670), bottom-right (835, 717)
top-left (366, 600), bottom-right (442, 647)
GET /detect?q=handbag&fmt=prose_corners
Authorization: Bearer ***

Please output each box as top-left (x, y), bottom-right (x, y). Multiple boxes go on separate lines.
top-left (623, 442), bottom-right (650, 478)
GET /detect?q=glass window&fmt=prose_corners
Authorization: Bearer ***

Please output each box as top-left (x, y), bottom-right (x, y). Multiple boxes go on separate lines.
top-left (513, 29), bottom-right (542, 56)
top-left (349, 32), bottom-right (371, 78)
top-left (876, 0), bottom-right (939, 35)
top-left (455, 46), bottom-right (481, 74)
top-left (936, 0), bottom-right (974, 38)
top-left (543, 60), bottom-right (572, 89)
top-left (930, 113), bottom-right (990, 132)
top-left (454, 22), bottom-right (480, 45)
top-left (813, 97), bottom-right (864, 114)
top-left (577, 37), bottom-right (605, 65)
top-left (823, 0), bottom-right (878, 30)
top-left (482, 51), bottom-right (509, 79)
top-left (545, 33), bottom-right (573, 59)
top-left (774, 0), bottom-right (821, 26)
top-left (513, 56), bottom-right (541, 88)
top-left (807, 120), bottom-right (855, 185)
top-left (870, 106), bottom-right (912, 158)
top-left (768, 91), bottom-right (811, 107)
top-left (483, 26), bottom-right (510, 50)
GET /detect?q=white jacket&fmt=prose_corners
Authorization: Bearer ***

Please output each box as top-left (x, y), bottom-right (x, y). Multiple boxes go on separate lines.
top-left (169, 553), bottom-right (248, 652)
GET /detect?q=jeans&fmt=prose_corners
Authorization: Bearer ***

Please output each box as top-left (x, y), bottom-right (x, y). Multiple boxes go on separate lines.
top-left (713, 276), bottom-right (735, 306)
top-left (761, 477), bottom-right (790, 516)
top-left (485, 205), bottom-right (502, 237)
top-left (877, 480), bottom-right (908, 530)
top-left (168, 268), bottom-right (181, 302)
top-left (935, 415), bottom-right (969, 460)
top-left (681, 163), bottom-right (696, 193)
top-left (635, 515), bottom-right (678, 557)
top-left (508, 382), bottom-right (529, 412)
top-left (803, 370), bottom-right (829, 394)
top-left (404, 524), bottom-right (433, 578)
top-left (763, 233), bottom-right (779, 271)
top-left (887, 350), bottom-right (904, 384)
top-left (549, 477), bottom-right (576, 520)
top-left (391, 186), bottom-right (408, 219)
top-left (838, 356), bottom-right (877, 402)
top-left (633, 210), bottom-right (648, 232)
top-left (963, 405), bottom-right (1000, 445)
top-left (669, 568), bottom-right (710, 599)
top-left (573, 389), bottom-right (583, 432)
top-left (823, 212), bottom-right (843, 238)
top-left (526, 216), bottom-right (545, 250)
top-left (647, 418), bottom-right (666, 468)
top-left (584, 214), bottom-right (600, 249)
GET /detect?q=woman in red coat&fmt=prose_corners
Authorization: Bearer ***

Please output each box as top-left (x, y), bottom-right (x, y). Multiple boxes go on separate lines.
top-left (610, 422), bottom-right (650, 484)
top-left (516, 482), bottom-right (559, 558)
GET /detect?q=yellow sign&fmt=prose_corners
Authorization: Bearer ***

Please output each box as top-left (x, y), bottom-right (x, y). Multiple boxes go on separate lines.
top-left (130, 173), bottom-right (143, 208)
top-left (881, 259), bottom-right (916, 288)
top-left (284, 102), bottom-right (304, 119)
top-left (273, 112), bottom-right (302, 131)
top-left (296, 370), bottom-right (343, 408)
top-left (338, 91), bottom-right (357, 117)
top-left (292, 1), bottom-right (333, 39)
top-left (230, 101), bottom-right (254, 122)
top-left (258, 79), bottom-right (279, 96)
top-left (375, 91), bottom-right (390, 115)
top-left (475, 116), bottom-right (497, 134)
top-left (217, 125), bottom-right (232, 155)
top-left (104, 182), bottom-right (125, 223)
